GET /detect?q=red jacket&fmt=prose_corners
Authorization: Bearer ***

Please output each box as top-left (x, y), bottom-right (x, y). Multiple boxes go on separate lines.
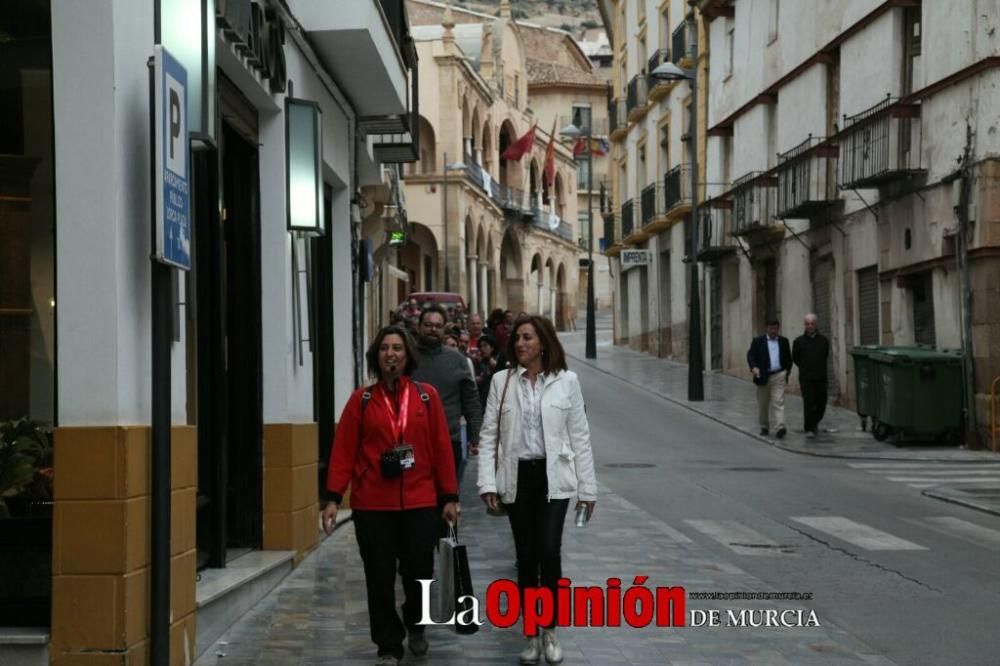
top-left (326, 378), bottom-right (458, 511)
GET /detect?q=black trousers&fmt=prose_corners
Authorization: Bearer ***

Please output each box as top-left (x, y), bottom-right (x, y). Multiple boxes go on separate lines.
top-left (353, 508), bottom-right (438, 659)
top-left (801, 378), bottom-right (828, 433)
top-left (504, 459), bottom-right (570, 635)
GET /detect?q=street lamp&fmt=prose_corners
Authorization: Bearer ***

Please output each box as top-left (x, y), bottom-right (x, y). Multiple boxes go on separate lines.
top-left (442, 153), bottom-right (466, 292)
top-left (560, 120), bottom-right (597, 359)
top-left (651, 23), bottom-right (704, 401)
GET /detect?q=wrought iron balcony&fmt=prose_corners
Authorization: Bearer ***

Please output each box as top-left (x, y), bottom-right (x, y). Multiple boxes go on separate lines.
top-left (838, 95), bottom-right (924, 189)
top-left (641, 182), bottom-right (663, 227)
top-left (731, 171), bottom-right (779, 235)
top-left (621, 199), bottom-right (635, 240)
top-left (498, 183), bottom-right (525, 214)
top-left (602, 209), bottom-right (617, 252)
top-left (697, 206), bottom-right (738, 263)
top-left (774, 136), bottom-right (839, 219)
top-left (672, 22), bottom-right (693, 67)
top-left (609, 98), bottom-right (628, 141)
top-left (647, 49), bottom-right (673, 100)
top-left (626, 75), bottom-right (649, 120)
top-left (664, 164), bottom-right (692, 217)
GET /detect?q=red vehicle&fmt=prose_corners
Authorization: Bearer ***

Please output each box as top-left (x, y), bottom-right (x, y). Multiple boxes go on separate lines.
top-left (397, 292), bottom-right (467, 319)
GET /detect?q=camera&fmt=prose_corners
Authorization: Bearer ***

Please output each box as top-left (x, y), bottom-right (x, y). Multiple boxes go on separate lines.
top-left (381, 449), bottom-right (403, 479)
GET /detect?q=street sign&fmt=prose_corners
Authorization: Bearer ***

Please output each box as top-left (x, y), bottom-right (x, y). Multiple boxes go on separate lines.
top-left (621, 249), bottom-right (650, 271)
top-left (154, 46), bottom-right (191, 271)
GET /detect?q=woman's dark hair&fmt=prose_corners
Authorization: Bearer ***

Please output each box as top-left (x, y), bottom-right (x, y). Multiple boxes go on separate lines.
top-left (487, 308), bottom-right (505, 329)
top-left (366, 325), bottom-right (419, 380)
top-left (478, 334), bottom-right (497, 356)
top-left (506, 315), bottom-right (567, 374)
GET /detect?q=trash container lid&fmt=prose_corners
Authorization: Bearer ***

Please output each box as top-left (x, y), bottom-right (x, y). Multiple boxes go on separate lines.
top-left (848, 345), bottom-right (881, 358)
top-left (871, 348), bottom-right (963, 365)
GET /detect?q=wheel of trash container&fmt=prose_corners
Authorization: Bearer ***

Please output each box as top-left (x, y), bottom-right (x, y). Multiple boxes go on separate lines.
top-left (860, 416), bottom-right (868, 432)
top-left (873, 421), bottom-right (892, 442)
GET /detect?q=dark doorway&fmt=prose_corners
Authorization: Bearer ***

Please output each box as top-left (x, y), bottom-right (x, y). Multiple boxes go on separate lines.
top-left (912, 271), bottom-right (935, 346)
top-left (313, 185), bottom-right (336, 497)
top-left (710, 266), bottom-right (723, 371)
top-left (195, 77), bottom-right (263, 569)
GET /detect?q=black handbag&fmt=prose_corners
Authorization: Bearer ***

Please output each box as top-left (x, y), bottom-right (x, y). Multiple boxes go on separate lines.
top-left (437, 526), bottom-right (479, 634)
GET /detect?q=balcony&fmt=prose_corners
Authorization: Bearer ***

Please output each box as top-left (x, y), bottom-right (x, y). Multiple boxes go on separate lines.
top-left (697, 205), bottom-right (738, 263)
top-left (774, 136), bottom-right (840, 219)
top-left (462, 154), bottom-right (505, 208)
top-left (609, 98), bottom-right (628, 142)
top-left (664, 164), bottom-right (693, 220)
top-left (672, 22), bottom-right (694, 68)
top-left (621, 199), bottom-right (636, 242)
top-left (730, 171), bottom-right (779, 236)
top-left (498, 183), bottom-right (526, 215)
top-left (647, 49), bottom-right (674, 101)
top-left (838, 96), bottom-right (924, 189)
top-left (602, 210), bottom-right (622, 256)
top-left (290, 0), bottom-right (408, 117)
top-left (626, 75), bottom-right (650, 123)
top-left (693, 0), bottom-right (735, 21)
top-left (529, 209), bottom-right (574, 243)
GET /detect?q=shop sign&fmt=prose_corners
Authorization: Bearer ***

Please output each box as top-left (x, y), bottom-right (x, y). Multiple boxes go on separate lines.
top-left (154, 46), bottom-right (192, 271)
top-left (218, 0), bottom-right (288, 94)
top-left (621, 249), bottom-right (650, 272)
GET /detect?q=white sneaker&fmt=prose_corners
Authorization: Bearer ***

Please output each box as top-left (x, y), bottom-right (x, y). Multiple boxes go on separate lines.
top-left (542, 629), bottom-right (563, 664)
top-left (519, 636), bottom-right (541, 664)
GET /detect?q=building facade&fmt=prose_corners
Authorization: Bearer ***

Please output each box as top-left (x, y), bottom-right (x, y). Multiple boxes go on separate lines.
top-left (600, 0), bottom-right (1000, 447)
top-left (0, 0), bottom-right (416, 661)
top-left (362, 0), bottom-right (582, 333)
top-left (599, 0), bottom-right (708, 358)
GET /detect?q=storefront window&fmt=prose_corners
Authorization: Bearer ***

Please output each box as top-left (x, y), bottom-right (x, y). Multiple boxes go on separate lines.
top-left (0, 0), bottom-right (56, 627)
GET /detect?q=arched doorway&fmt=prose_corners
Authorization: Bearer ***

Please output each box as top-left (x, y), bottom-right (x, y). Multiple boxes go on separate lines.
top-left (500, 226), bottom-right (524, 311)
top-left (398, 222), bottom-right (439, 302)
top-left (556, 262), bottom-right (568, 330)
top-left (498, 119), bottom-right (522, 190)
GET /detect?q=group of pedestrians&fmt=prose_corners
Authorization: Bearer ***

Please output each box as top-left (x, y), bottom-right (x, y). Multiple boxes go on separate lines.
top-left (322, 306), bottom-right (597, 665)
top-left (747, 313), bottom-right (831, 439)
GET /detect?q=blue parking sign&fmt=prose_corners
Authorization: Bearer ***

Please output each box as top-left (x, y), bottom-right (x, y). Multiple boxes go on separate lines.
top-left (154, 46), bottom-right (191, 271)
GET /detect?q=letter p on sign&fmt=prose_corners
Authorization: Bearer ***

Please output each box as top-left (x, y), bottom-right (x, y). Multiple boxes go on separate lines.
top-left (166, 73), bottom-right (186, 178)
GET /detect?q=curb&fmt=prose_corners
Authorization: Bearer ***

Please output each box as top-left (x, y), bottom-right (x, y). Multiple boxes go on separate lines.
top-left (921, 489), bottom-right (1000, 519)
top-left (567, 350), bottom-right (988, 464)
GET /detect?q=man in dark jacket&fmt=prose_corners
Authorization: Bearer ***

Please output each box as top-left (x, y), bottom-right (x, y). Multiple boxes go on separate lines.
top-left (793, 313), bottom-right (831, 438)
top-left (747, 319), bottom-right (792, 438)
top-left (412, 305), bottom-right (483, 487)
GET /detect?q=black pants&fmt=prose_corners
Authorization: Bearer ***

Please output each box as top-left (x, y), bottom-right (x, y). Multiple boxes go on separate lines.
top-left (504, 459), bottom-right (570, 635)
top-left (801, 378), bottom-right (828, 433)
top-left (353, 508), bottom-right (438, 659)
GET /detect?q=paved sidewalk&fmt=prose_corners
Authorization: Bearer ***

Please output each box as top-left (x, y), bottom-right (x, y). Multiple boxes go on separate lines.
top-left (560, 315), bottom-right (1000, 517)
top-left (196, 482), bottom-right (889, 665)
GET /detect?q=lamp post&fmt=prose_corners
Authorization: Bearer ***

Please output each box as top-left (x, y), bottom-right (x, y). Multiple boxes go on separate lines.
top-left (441, 153), bottom-right (466, 292)
top-left (651, 19), bottom-right (704, 401)
top-left (560, 120), bottom-right (597, 359)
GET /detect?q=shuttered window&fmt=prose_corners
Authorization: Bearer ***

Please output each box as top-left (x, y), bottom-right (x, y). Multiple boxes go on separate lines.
top-left (857, 266), bottom-right (879, 345)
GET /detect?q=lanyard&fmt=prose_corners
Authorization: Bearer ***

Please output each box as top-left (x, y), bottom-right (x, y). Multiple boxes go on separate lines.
top-left (380, 381), bottom-right (410, 445)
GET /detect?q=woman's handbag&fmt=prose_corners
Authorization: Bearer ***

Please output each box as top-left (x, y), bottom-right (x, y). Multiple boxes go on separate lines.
top-left (485, 369), bottom-right (514, 517)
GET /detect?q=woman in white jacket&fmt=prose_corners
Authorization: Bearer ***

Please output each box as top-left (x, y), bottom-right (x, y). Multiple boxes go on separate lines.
top-left (477, 315), bottom-right (597, 665)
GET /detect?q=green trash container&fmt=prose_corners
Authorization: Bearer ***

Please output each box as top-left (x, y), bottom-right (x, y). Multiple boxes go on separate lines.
top-left (849, 346), bottom-right (881, 431)
top-left (870, 348), bottom-right (965, 444)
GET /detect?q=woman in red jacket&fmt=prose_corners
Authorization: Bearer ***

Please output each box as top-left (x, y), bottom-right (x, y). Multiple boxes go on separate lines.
top-left (322, 325), bottom-right (459, 666)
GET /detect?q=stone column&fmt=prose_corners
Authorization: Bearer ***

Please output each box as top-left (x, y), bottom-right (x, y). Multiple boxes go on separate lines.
top-left (480, 261), bottom-right (489, 316)
top-left (468, 255), bottom-right (479, 315)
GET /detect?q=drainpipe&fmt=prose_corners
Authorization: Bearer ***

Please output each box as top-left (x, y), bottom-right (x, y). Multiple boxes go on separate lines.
top-left (956, 123), bottom-right (979, 447)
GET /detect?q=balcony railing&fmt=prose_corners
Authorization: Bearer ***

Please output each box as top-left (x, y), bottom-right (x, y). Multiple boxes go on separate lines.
top-left (672, 22), bottom-right (692, 65)
top-left (626, 75), bottom-right (649, 118)
top-left (609, 98), bottom-right (628, 138)
top-left (839, 95), bottom-right (923, 189)
top-left (640, 182), bottom-right (664, 227)
top-left (621, 199), bottom-right (635, 239)
top-left (530, 210), bottom-right (574, 242)
top-left (647, 49), bottom-right (668, 84)
top-left (731, 171), bottom-right (778, 235)
top-left (664, 164), bottom-right (692, 213)
top-left (775, 136), bottom-right (839, 219)
top-left (602, 209), bottom-right (617, 251)
top-left (463, 154), bottom-right (507, 207)
top-left (498, 183), bottom-right (526, 213)
top-left (697, 207), bottom-right (738, 262)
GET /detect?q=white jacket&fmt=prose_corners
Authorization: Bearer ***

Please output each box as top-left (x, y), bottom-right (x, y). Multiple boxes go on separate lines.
top-left (477, 368), bottom-right (597, 503)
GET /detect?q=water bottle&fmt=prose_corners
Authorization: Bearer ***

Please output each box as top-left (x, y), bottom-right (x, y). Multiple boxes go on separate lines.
top-left (575, 504), bottom-right (588, 528)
